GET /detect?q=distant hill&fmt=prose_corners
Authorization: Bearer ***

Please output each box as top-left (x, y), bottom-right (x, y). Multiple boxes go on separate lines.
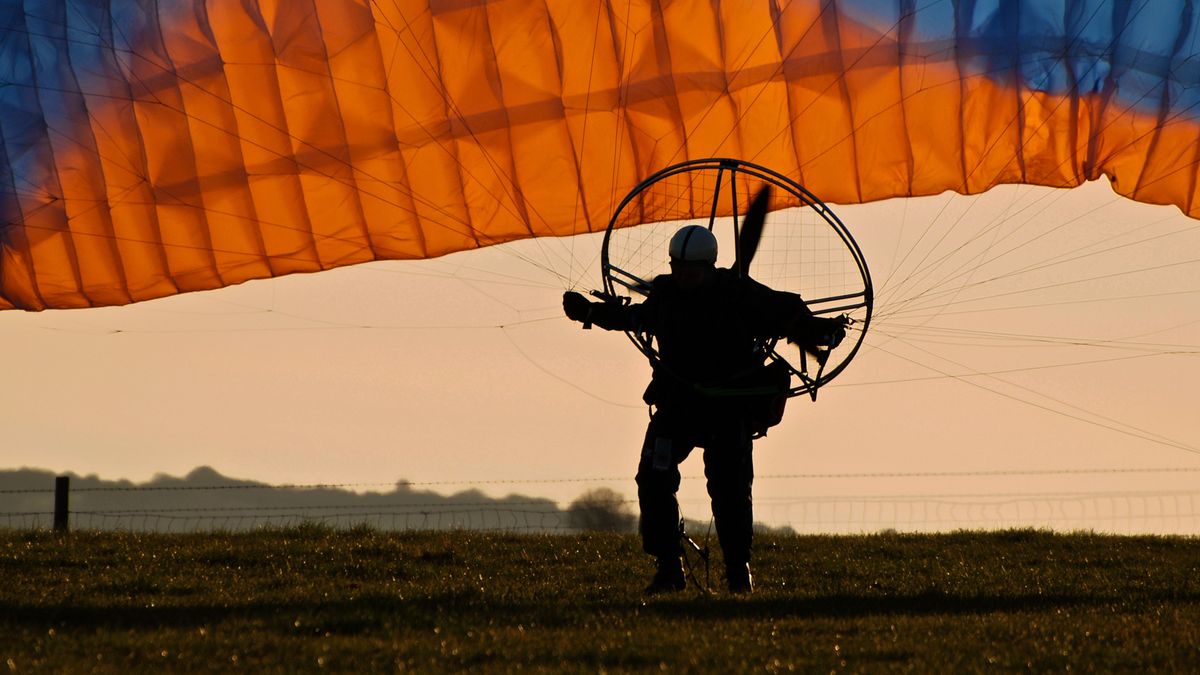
top-left (0, 466), bottom-right (566, 533)
top-left (0, 467), bottom-right (792, 535)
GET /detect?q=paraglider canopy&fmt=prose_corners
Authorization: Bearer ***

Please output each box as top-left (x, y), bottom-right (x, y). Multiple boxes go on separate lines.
top-left (3, 0), bottom-right (1200, 310)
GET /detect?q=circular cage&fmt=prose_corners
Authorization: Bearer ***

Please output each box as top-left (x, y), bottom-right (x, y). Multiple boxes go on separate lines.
top-left (601, 158), bottom-right (872, 399)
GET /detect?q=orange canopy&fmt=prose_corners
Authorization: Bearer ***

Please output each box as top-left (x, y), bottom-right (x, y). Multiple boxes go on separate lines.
top-left (2, 0), bottom-right (1196, 310)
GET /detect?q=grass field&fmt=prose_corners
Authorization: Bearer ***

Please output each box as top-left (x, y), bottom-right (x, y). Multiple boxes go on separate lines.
top-left (1, 527), bottom-right (1198, 672)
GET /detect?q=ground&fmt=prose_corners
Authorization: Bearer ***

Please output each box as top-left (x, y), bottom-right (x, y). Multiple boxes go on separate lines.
top-left (1, 527), bottom-right (1198, 672)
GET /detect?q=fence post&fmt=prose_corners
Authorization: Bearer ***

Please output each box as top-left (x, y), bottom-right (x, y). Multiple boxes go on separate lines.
top-left (53, 476), bottom-right (69, 532)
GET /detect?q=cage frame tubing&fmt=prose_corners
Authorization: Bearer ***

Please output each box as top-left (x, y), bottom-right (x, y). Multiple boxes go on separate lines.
top-left (600, 158), bottom-right (874, 396)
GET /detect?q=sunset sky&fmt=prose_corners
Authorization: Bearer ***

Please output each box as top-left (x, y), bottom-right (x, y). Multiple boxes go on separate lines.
top-left (3, 178), bottom-right (1199, 531)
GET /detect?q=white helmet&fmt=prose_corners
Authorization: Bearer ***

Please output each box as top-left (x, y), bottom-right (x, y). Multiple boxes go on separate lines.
top-left (668, 225), bottom-right (718, 263)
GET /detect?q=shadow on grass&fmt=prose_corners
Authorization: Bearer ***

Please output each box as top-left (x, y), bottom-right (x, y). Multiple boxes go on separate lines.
top-left (5, 586), bottom-right (1199, 634)
top-left (0, 593), bottom-right (561, 634)
top-left (644, 587), bottom-right (1200, 620)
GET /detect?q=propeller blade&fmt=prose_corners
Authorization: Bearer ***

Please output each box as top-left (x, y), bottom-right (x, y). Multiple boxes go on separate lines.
top-left (736, 185), bottom-right (771, 278)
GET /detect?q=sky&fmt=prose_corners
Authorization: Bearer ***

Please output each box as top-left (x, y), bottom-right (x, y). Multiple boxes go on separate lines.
top-left (3, 177), bottom-right (1199, 533)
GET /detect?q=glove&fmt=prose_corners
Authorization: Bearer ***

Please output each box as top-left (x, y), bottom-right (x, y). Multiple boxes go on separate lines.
top-left (563, 291), bottom-right (592, 323)
top-left (788, 315), bottom-right (847, 349)
top-left (817, 316), bottom-right (848, 350)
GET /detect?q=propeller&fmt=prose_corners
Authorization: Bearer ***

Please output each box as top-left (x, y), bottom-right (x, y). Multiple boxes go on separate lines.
top-left (735, 184), bottom-right (770, 279)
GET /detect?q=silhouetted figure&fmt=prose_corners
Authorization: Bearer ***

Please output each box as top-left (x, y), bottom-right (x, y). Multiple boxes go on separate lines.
top-left (564, 224), bottom-right (846, 594)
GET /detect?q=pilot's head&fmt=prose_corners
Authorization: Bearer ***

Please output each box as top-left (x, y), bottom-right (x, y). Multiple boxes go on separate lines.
top-left (668, 225), bottom-right (717, 291)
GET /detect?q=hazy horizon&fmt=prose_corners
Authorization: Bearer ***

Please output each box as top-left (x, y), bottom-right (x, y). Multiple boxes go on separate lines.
top-left (3, 179), bottom-right (1200, 533)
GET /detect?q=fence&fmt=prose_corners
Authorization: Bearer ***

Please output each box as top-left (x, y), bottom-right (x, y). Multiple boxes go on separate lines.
top-left (753, 491), bottom-right (1200, 535)
top-left (3, 473), bottom-right (1199, 535)
top-left (0, 476), bottom-right (575, 533)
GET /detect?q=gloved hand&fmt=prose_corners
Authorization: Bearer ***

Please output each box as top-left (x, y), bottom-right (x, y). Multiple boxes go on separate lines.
top-left (788, 315), bottom-right (848, 349)
top-left (563, 291), bottom-right (592, 323)
top-left (817, 315), bottom-right (848, 349)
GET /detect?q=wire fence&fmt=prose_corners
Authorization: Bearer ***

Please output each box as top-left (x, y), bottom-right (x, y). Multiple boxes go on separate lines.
top-left (72, 508), bottom-right (570, 533)
top-left (3, 470), bottom-right (1200, 535)
top-left (0, 507), bottom-right (576, 534)
top-left (753, 491), bottom-right (1200, 535)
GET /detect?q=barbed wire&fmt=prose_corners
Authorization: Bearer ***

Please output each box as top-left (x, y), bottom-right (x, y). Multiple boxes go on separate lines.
top-left (5, 470), bottom-right (1200, 535)
top-left (4, 466), bottom-right (1199, 495)
top-left (66, 509), bottom-right (575, 534)
top-left (69, 501), bottom-right (583, 515)
top-left (4, 492), bottom-right (1198, 535)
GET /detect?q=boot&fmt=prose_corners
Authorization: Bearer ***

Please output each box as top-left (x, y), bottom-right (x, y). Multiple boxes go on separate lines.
top-left (643, 556), bottom-right (686, 595)
top-left (726, 561), bottom-right (753, 594)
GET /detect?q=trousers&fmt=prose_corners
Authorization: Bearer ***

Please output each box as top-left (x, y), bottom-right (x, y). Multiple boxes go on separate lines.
top-left (634, 408), bottom-right (754, 565)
